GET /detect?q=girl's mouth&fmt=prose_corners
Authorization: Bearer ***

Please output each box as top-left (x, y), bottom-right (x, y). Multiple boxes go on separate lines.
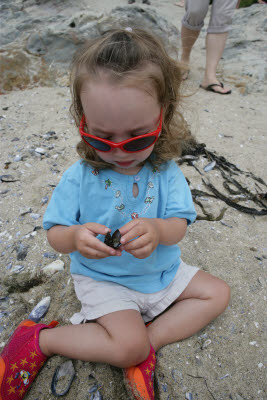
top-left (115, 160), bottom-right (134, 167)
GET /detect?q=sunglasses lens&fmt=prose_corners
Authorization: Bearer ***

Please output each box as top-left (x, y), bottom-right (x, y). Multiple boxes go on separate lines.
top-left (124, 136), bottom-right (156, 152)
top-left (83, 136), bottom-right (111, 152)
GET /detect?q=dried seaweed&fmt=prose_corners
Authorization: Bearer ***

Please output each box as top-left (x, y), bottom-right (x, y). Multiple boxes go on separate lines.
top-left (180, 139), bottom-right (267, 217)
top-left (202, 179), bottom-right (267, 216)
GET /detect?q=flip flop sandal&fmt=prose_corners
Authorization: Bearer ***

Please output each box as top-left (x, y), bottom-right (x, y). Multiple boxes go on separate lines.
top-left (199, 82), bottom-right (231, 95)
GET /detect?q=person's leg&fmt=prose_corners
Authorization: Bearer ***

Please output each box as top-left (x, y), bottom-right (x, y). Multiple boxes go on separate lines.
top-left (40, 309), bottom-right (150, 368)
top-left (146, 270), bottom-right (230, 351)
top-left (180, 25), bottom-right (200, 74)
top-left (200, 32), bottom-right (231, 93)
top-left (180, 0), bottom-right (210, 79)
top-left (200, 0), bottom-right (238, 93)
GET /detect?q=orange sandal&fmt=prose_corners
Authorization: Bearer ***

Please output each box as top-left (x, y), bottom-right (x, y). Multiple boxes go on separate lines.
top-left (124, 345), bottom-right (156, 400)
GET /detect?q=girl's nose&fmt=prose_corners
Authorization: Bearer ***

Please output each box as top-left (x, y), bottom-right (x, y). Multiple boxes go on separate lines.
top-left (112, 147), bottom-right (124, 155)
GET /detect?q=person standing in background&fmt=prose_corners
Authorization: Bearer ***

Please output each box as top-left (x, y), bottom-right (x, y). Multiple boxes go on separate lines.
top-left (180, 0), bottom-right (239, 94)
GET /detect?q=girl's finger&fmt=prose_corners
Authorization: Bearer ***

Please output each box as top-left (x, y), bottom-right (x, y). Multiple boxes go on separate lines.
top-left (84, 223), bottom-right (111, 236)
top-left (87, 236), bottom-right (117, 256)
top-left (126, 243), bottom-right (153, 259)
top-left (119, 219), bottom-right (140, 236)
top-left (120, 224), bottom-right (145, 245)
top-left (122, 234), bottom-right (150, 251)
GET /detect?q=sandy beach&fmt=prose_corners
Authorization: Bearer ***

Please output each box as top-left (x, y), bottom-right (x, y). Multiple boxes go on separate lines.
top-left (0, 1), bottom-right (266, 399)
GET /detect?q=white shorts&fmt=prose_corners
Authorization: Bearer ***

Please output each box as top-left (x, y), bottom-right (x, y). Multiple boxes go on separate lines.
top-left (70, 260), bottom-right (199, 324)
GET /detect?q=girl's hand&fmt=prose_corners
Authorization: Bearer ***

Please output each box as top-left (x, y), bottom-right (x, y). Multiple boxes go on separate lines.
top-left (73, 223), bottom-right (122, 259)
top-left (119, 218), bottom-right (160, 259)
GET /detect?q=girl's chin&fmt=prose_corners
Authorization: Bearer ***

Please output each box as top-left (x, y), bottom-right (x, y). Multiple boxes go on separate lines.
top-left (112, 163), bottom-right (142, 175)
top-left (115, 160), bottom-right (134, 167)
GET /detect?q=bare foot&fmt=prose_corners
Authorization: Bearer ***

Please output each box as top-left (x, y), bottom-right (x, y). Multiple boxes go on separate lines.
top-left (180, 58), bottom-right (190, 80)
top-left (182, 69), bottom-right (189, 80)
top-left (174, 0), bottom-right (185, 7)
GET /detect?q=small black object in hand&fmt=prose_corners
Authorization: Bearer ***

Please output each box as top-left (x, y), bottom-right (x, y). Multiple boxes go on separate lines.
top-left (104, 229), bottom-right (121, 249)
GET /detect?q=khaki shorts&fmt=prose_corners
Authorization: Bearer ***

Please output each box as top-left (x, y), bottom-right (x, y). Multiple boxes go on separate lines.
top-left (182, 0), bottom-right (238, 34)
top-left (70, 260), bottom-right (199, 324)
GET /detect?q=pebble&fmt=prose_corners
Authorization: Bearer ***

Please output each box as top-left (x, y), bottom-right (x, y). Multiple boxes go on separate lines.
top-left (203, 339), bottom-right (212, 348)
top-left (41, 195), bottom-right (49, 204)
top-left (204, 160), bottom-right (216, 172)
top-left (88, 385), bottom-right (99, 393)
top-left (28, 296), bottom-right (51, 322)
top-left (20, 207), bottom-right (32, 215)
top-left (42, 259), bottom-right (64, 275)
top-left (90, 392), bottom-right (103, 400)
top-left (11, 265), bottom-right (24, 274)
top-left (230, 394), bottom-right (245, 400)
top-left (43, 131), bottom-right (57, 140)
top-left (35, 147), bottom-right (45, 154)
top-left (219, 374), bottom-right (229, 379)
top-left (15, 242), bottom-right (28, 260)
top-left (161, 383), bottom-right (168, 392)
top-left (185, 393), bottom-right (193, 400)
top-left (30, 213), bottom-right (40, 220)
top-left (43, 252), bottom-right (57, 259)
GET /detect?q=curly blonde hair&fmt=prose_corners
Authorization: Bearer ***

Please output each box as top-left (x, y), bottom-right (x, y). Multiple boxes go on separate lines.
top-left (70, 28), bottom-right (191, 169)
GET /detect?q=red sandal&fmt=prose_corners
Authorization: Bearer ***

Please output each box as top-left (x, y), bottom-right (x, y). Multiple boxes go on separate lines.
top-left (0, 319), bottom-right (58, 400)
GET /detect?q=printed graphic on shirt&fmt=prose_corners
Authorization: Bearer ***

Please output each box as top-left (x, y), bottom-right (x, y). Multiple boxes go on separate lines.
top-left (91, 166), bottom-right (159, 220)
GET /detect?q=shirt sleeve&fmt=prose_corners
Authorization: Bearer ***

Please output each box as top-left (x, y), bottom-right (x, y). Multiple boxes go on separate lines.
top-left (43, 168), bottom-right (81, 230)
top-left (163, 161), bottom-right (197, 225)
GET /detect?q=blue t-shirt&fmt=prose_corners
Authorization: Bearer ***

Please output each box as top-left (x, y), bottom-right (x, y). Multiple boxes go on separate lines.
top-left (43, 160), bottom-right (196, 293)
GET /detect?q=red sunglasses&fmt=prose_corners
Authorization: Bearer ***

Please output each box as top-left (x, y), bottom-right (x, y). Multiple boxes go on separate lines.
top-left (79, 110), bottom-right (162, 153)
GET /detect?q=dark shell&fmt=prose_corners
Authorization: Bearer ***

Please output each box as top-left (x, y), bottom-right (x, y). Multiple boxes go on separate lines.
top-left (104, 229), bottom-right (121, 249)
top-left (51, 360), bottom-right (76, 397)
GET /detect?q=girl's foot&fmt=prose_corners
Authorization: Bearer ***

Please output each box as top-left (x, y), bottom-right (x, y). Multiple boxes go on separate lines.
top-left (0, 319), bottom-right (58, 400)
top-left (124, 345), bottom-right (156, 400)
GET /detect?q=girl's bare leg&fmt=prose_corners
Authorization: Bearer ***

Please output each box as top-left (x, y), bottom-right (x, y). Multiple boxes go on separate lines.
top-left (147, 270), bottom-right (230, 351)
top-left (39, 310), bottom-right (150, 368)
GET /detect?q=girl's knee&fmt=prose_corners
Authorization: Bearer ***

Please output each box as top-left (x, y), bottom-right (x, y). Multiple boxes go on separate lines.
top-left (114, 337), bottom-right (150, 368)
top-left (213, 279), bottom-right (231, 312)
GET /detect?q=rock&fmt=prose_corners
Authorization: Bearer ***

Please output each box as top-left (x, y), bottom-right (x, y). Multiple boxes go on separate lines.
top-left (30, 213), bottom-right (41, 220)
top-left (35, 147), bottom-right (46, 154)
top-left (0, 3), bottom-right (179, 93)
top-left (11, 265), bottom-right (25, 274)
top-left (42, 259), bottom-right (65, 275)
top-left (223, 5), bottom-right (267, 91)
top-left (14, 242), bottom-right (29, 260)
top-left (28, 296), bottom-right (51, 322)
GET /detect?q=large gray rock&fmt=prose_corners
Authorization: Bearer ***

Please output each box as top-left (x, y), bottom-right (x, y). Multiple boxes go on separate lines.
top-left (0, 2), bottom-right (179, 93)
top-left (223, 5), bottom-right (267, 92)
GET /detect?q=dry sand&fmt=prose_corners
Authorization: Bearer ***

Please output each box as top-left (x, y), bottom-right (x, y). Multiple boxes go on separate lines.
top-left (0, 1), bottom-right (266, 399)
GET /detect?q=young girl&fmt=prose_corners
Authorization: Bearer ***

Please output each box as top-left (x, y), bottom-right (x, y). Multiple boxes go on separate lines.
top-left (0, 28), bottom-right (230, 400)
